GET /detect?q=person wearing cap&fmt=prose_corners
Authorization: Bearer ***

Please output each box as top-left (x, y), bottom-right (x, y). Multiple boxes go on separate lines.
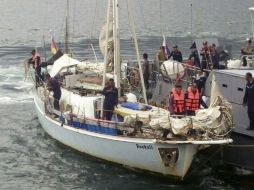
top-left (241, 39), bottom-right (253, 66)
top-left (169, 84), bottom-right (185, 115)
top-left (28, 49), bottom-right (42, 88)
top-left (45, 73), bottom-right (61, 111)
top-left (168, 45), bottom-right (183, 62)
top-left (185, 83), bottom-right (200, 116)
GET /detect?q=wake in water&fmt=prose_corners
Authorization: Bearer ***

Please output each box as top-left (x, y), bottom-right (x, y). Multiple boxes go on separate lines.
top-left (0, 65), bottom-right (34, 104)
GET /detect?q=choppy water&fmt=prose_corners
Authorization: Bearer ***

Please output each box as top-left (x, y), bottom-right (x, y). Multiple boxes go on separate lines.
top-left (0, 0), bottom-right (254, 189)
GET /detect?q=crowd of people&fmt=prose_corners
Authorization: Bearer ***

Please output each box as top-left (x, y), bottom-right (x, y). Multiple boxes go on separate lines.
top-left (156, 41), bottom-right (221, 70)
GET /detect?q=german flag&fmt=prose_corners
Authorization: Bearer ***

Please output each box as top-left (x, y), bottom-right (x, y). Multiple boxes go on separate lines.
top-left (51, 36), bottom-right (58, 55)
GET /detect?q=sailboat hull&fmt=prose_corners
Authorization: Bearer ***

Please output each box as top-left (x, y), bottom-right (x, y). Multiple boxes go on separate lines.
top-left (34, 93), bottom-right (198, 179)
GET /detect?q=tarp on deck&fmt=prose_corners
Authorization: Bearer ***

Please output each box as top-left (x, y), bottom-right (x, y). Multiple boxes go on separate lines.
top-left (50, 54), bottom-right (81, 77)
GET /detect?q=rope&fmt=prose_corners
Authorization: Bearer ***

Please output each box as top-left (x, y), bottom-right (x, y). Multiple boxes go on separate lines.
top-left (226, 144), bottom-right (254, 148)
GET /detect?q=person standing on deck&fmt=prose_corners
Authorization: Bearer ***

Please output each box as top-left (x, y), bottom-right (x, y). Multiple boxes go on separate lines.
top-left (168, 45), bottom-right (183, 63)
top-left (185, 83), bottom-right (200, 116)
top-left (102, 78), bottom-right (118, 121)
top-left (241, 39), bottom-right (253, 66)
top-left (169, 84), bottom-right (185, 115)
top-left (200, 41), bottom-right (211, 69)
top-left (45, 73), bottom-right (61, 111)
top-left (209, 44), bottom-right (219, 69)
top-left (194, 69), bottom-right (208, 109)
top-left (28, 49), bottom-right (42, 88)
top-left (243, 72), bottom-right (254, 130)
top-left (156, 46), bottom-right (168, 62)
top-left (189, 49), bottom-right (201, 68)
top-left (143, 53), bottom-right (150, 90)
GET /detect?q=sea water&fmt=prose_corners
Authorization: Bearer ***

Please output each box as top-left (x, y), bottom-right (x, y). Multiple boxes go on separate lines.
top-left (0, 0), bottom-right (254, 189)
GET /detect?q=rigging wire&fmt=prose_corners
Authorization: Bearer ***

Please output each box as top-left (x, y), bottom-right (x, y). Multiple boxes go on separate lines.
top-left (72, 0), bottom-right (77, 47)
top-left (88, 0), bottom-right (99, 62)
top-left (137, 1), bottom-right (151, 36)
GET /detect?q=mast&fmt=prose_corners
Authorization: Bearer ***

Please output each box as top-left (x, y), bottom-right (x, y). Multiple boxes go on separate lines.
top-left (64, 0), bottom-right (70, 54)
top-left (190, 3), bottom-right (193, 44)
top-left (127, 0), bottom-right (148, 104)
top-left (113, 0), bottom-right (121, 91)
top-left (102, 0), bottom-right (111, 87)
top-left (249, 7), bottom-right (254, 41)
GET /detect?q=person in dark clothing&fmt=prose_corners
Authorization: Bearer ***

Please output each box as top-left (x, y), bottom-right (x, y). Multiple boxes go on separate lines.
top-left (241, 39), bottom-right (253, 66)
top-left (209, 44), bottom-right (219, 69)
top-left (189, 49), bottom-right (201, 68)
top-left (28, 49), bottom-right (42, 88)
top-left (243, 72), bottom-right (254, 130)
top-left (168, 45), bottom-right (183, 62)
top-left (143, 53), bottom-right (150, 90)
top-left (102, 78), bottom-right (118, 121)
top-left (45, 73), bottom-right (61, 110)
top-left (200, 41), bottom-right (211, 69)
top-left (194, 69), bottom-right (208, 109)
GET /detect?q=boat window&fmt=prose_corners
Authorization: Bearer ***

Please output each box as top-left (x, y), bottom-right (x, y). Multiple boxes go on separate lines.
top-left (222, 84), bottom-right (227, 88)
top-left (237, 88), bottom-right (244, 91)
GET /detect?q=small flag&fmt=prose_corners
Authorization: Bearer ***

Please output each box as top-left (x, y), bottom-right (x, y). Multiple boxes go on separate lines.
top-left (51, 36), bottom-right (58, 55)
top-left (162, 35), bottom-right (170, 57)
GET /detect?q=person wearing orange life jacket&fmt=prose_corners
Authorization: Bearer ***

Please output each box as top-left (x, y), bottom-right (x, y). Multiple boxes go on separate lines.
top-left (185, 83), bottom-right (200, 116)
top-left (169, 84), bottom-right (185, 115)
top-left (28, 49), bottom-right (42, 88)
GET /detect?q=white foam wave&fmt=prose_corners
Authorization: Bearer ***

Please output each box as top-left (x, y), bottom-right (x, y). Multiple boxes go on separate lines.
top-left (0, 96), bottom-right (33, 105)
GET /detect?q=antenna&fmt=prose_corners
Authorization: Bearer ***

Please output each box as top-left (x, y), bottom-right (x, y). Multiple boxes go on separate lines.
top-left (64, 0), bottom-right (70, 54)
top-left (249, 7), bottom-right (254, 41)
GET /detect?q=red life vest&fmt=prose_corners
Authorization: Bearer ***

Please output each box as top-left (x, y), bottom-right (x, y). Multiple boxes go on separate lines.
top-left (172, 88), bottom-right (185, 113)
top-left (186, 87), bottom-right (200, 111)
top-left (32, 53), bottom-right (41, 68)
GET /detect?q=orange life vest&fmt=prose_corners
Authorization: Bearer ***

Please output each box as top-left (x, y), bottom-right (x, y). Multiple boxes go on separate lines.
top-left (172, 88), bottom-right (185, 113)
top-left (32, 53), bottom-right (41, 68)
top-left (186, 87), bottom-right (200, 111)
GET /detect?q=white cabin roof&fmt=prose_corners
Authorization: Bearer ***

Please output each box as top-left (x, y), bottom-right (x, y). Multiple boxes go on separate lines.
top-left (215, 69), bottom-right (254, 77)
top-left (50, 54), bottom-right (81, 77)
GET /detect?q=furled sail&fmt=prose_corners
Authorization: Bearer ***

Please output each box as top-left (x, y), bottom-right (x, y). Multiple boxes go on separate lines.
top-left (99, 9), bottom-right (114, 72)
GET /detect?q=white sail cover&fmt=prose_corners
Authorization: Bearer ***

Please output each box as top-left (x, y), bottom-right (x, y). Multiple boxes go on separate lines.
top-left (160, 60), bottom-right (185, 80)
top-left (50, 54), bottom-right (81, 77)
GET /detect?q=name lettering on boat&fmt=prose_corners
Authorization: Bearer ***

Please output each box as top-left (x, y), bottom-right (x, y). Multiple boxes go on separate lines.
top-left (136, 144), bottom-right (153, 150)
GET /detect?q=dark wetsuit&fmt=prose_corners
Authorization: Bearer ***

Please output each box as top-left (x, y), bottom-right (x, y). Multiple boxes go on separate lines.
top-left (49, 78), bottom-right (61, 110)
top-left (200, 48), bottom-right (210, 69)
top-left (210, 50), bottom-right (219, 69)
top-left (243, 79), bottom-right (254, 129)
top-left (102, 86), bottom-right (118, 121)
top-left (189, 50), bottom-right (201, 68)
top-left (169, 50), bottom-right (183, 62)
top-left (143, 59), bottom-right (150, 89)
top-left (195, 75), bottom-right (208, 109)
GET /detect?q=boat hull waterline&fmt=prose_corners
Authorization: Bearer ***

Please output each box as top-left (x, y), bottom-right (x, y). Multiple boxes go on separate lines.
top-left (34, 93), bottom-right (200, 179)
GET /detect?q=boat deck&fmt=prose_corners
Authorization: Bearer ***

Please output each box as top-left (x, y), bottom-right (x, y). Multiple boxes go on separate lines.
top-left (234, 126), bottom-right (254, 138)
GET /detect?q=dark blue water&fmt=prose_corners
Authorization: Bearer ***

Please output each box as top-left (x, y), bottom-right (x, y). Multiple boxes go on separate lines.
top-left (0, 0), bottom-right (254, 189)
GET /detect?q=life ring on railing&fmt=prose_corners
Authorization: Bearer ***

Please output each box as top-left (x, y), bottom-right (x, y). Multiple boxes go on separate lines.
top-left (128, 69), bottom-right (140, 88)
top-left (160, 60), bottom-right (185, 82)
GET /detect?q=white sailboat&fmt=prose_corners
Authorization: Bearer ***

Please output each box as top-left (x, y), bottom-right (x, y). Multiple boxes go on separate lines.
top-left (33, 0), bottom-right (233, 179)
